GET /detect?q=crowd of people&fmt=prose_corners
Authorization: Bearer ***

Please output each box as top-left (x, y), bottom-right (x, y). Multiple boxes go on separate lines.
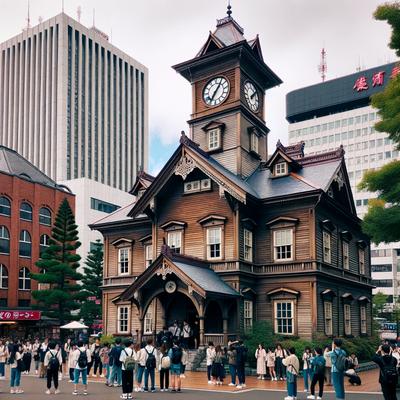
top-left (0, 335), bottom-right (399, 399)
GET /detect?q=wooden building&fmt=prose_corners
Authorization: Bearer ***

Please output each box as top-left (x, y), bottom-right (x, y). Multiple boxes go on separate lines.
top-left (91, 9), bottom-right (372, 344)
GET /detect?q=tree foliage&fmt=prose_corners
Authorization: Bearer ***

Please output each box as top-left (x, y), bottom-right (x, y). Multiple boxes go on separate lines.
top-left (79, 240), bottom-right (103, 326)
top-left (373, 291), bottom-right (388, 317)
top-left (31, 198), bottom-right (82, 326)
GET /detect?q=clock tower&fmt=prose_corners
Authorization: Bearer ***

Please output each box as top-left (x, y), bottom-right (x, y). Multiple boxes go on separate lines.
top-left (173, 5), bottom-right (282, 178)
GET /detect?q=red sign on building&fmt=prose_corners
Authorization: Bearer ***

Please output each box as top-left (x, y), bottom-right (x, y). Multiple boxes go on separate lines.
top-left (0, 310), bottom-right (41, 321)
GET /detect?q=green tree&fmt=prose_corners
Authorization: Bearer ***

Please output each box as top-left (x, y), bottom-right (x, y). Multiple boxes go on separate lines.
top-left (31, 198), bottom-right (82, 327)
top-left (358, 3), bottom-right (400, 243)
top-left (79, 240), bottom-right (103, 326)
top-left (373, 291), bottom-right (388, 317)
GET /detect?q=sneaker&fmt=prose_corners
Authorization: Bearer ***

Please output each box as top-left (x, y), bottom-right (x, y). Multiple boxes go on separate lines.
top-left (257, 376), bottom-right (261, 380)
top-left (10, 389), bottom-right (15, 394)
top-left (100, 374), bottom-right (105, 378)
top-left (55, 390), bottom-right (60, 394)
top-left (120, 395), bottom-right (127, 399)
top-left (45, 390), bottom-right (51, 395)
top-left (177, 388), bottom-right (181, 392)
top-left (171, 389), bottom-right (176, 392)
top-left (228, 383), bottom-right (235, 386)
top-left (307, 396), bottom-right (315, 400)
top-left (151, 389), bottom-right (156, 393)
top-left (83, 390), bottom-right (88, 396)
top-left (128, 396), bottom-right (133, 399)
top-left (113, 383), bottom-right (118, 387)
top-left (261, 376), bottom-right (265, 380)
top-left (180, 374), bottom-right (185, 378)
top-left (284, 397), bottom-right (293, 400)
top-left (304, 389), bottom-right (308, 392)
top-left (242, 384), bottom-right (246, 387)
top-left (16, 390), bottom-right (24, 394)
top-left (236, 385), bottom-right (242, 389)
top-left (317, 397), bottom-right (322, 400)
top-left (72, 391), bottom-right (78, 396)
top-left (68, 380), bottom-right (73, 383)
top-left (208, 380), bottom-right (212, 384)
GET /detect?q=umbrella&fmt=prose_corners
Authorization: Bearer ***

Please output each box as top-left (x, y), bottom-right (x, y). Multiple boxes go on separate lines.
top-left (60, 321), bottom-right (88, 330)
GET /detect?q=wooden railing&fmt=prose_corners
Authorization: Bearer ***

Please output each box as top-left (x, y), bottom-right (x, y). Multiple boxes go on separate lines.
top-left (204, 334), bottom-right (225, 346)
top-left (210, 261), bottom-right (318, 274)
top-left (103, 275), bottom-right (136, 287)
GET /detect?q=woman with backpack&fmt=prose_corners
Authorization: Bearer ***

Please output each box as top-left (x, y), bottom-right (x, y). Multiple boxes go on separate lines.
top-left (329, 339), bottom-right (347, 400)
top-left (159, 344), bottom-right (170, 392)
top-left (71, 340), bottom-right (92, 396)
top-left (307, 347), bottom-right (325, 400)
top-left (211, 345), bottom-right (225, 385)
top-left (168, 340), bottom-right (183, 392)
top-left (282, 347), bottom-right (299, 400)
top-left (373, 344), bottom-right (398, 400)
top-left (8, 343), bottom-right (24, 394)
top-left (227, 344), bottom-right (237, 386)
top-left (43, 341), bottom-right (63, 394)
top-left (302, 347), bottom-right (313, 393)
top-left (119, 340), bottom-right (137, 400)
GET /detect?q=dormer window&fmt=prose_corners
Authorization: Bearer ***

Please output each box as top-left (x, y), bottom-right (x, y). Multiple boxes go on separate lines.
top-left (208, 128), bottom-right (221, 151)
top-left (250, 132), bottom-right (259, 154)
top-left (274, 162), bottom-right (288, 176)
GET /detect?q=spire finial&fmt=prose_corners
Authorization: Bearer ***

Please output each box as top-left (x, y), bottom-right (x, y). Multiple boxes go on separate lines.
top-left (227, 0), bottom-right (232, 18)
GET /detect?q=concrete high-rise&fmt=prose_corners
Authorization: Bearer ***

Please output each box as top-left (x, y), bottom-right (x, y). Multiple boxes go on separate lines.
top-left (287, 62), bottom-right (400, 308)
top-left (0, 12), bottom-right (148, 192)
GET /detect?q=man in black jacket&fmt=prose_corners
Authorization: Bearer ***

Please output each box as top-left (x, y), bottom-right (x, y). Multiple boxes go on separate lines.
top-left (372, 344), bottom-right (398, 400)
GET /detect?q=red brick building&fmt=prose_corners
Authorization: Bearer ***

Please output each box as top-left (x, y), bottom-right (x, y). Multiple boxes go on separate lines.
top-left (0, 145), bottom-right (75, 337)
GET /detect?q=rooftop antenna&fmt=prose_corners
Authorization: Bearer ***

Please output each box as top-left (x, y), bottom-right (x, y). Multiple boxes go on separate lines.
top-left (92, 8), bottom-right (95, 27)
top-left (318, 47), bottom-right (327, 82)
top-left (26, 0), bottom-right (31, 29)
top-left (227, 0), bottom-right (232, 18)
top-left (62, 0), bottom-right (64, 13)
top-left (77, 6), bottom-right (82, 22)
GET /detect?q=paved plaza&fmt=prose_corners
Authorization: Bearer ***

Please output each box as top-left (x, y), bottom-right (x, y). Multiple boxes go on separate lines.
top-left (0, 370), bottom-right (388, 400)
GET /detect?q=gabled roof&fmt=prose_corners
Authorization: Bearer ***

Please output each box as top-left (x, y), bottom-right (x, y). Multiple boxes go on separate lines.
top-left (0, 145), bottom-right (69, 191)
top-left (129, 170), bottom-right (155, 195)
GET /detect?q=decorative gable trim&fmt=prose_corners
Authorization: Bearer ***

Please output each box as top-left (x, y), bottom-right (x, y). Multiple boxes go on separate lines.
top-left (267, 287), bottom-right (300, 298)
top-left (321, 288), bottom-right (337, 299)
top-left (201, 120), bottom-right (226, 132)
top-left (111, 238), bottom-right (133, 247)
top-left (249, 35), bottom-right (264, 61)
top-left (138, 234), bottom-right (152, 243)
top-left (341, 292), bottom-right (354, 301)
top-left (196, 32), bottom-right (225, 57)
top-left (174, 154), bottom-right (196, 180)
top-left (241, 217), bottom-right (257, 227)
top-left (266, 216), bottom-right (299, 226)
top-left (357, 240), bottom-right (367, 249)
top-left (358, 296), bottom-right (371, 303)
top-left (160, 220), bottom-right (187, 231)
top-left (197, 214), bottom-right (227, 225)
top-left (320, 219), bottom-right (335, 232)
top-left (340, 230), bottom-right (353, 242)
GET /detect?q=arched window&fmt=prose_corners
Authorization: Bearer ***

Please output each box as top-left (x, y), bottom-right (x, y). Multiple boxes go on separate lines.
top-left (0, 264), bottom-right (8, 288)
top-left (18, 267), bottom-right (31, 290)
top-left (20, 202), bottom-right (33, 221)
top-left (19, 230), bottom-right (32, 258)
top-left (0, 197), bottom-right (11, 216)
top-left (39, 207), bottom-right (52, 226)
top-left (0, 226), bottom-right (10, 254)
top-left (40, 234), bottom-right (51, 255)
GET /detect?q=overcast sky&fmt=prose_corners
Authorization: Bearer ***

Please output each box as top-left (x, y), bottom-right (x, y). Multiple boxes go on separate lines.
top-left (0, 0), bottom-right (396, 175)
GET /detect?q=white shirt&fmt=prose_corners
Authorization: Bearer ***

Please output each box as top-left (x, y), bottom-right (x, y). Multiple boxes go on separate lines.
top-left (71, 347), bottom-right (91, 370)
top-left (137, 345), bottom-right (157, 368)
top-left (206, 347), bottom-right (216, 366)
top-left (44, 349), bottom-right (63, 368)
top-left (182, 324), bottom-right (191, 338)
top-left (120, 347), bottom-right (136, 371)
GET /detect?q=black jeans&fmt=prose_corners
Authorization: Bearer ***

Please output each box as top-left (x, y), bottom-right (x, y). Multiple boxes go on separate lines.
top-left (310, 373), bottom-right (324, 398)
top-left (237, 364), bottom-right (245, 384)
top-left (160, 369), bottom-right (169, 389)
top-left (46, 368), bottom-right (59, 389)
top-left (381, 383), bottom-right (398, 400)
top-left (122, 370), bottom-right (134, 394)
top-left (276, 357), bottom-right (284, 379)
top-left (93, 358), bottom-right (102, 375)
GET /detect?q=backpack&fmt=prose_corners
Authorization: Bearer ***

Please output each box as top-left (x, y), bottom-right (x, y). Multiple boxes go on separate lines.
top-left (333, 350), bottom-right (349, 373)
top-left (145, 348), bottom-right (156, 369)
top-left (123, 349), bottom-right (136, 371)
top-left (17, 358), bottom-right (26, 372)
top-left (77, 349), bottom-right (88, 369)
top-left (381, 359), bottom-right (398, 385)
top-left (48, 351), bottom-right (60, 371)
top-left (161, 355), bottom-right (171, 369)
top-left (171, 347), bottom-right (182, 364)
top-left (314, 357), bottom-right (326, 376)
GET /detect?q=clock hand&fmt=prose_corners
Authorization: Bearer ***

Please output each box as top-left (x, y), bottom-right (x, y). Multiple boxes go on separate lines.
top-left (211, 83), bottom-right (222, 101)
top-left (250, 90), bottom-right (257, 100)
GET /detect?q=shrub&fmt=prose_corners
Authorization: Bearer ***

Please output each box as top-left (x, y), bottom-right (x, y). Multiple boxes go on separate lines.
top-left (100, 334), bottom-right (115, 346)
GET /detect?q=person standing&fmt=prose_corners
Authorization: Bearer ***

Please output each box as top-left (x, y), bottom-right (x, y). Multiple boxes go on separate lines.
top-left (329, 339), bottom-right (346, 400)
top-left (206, 342), bottom-right (216, 384)
top-left (32, 338), bottom-right (40, 375)
top-left (100, 343), bottom-right (111, 385)
top-left (227, 344), bottom-right (237, 386)
top-left (90, 339), bottom-right (102, 377)
top-left (157, 327), bottom-right (172, 349)
top-left (71, 340), bottom-right (91, 396)
top-left (159, 344), bottom-right (170, 392)
top-left (373, 344), bottom-right (398, 400)
top-left (109, 338), bottom-right (123, 387)
top-left (0, 339), bottom-right (7, 379)
top-left (255, 344), bottom-right (267, 380)
top-left (142, 338), bottom-right (157, 392)
top-left (168, 340), bottom-right (183, 392)
top-left (275, 344), bottom-right (286, 381)
top-left (267, 347), bottom-right (277, 381)
top-left (282, 347), bottom-right (299, 400)
top-left (307, 347), bottom-right (326, 400)
top-left (22, 341), bottom-right (32, 375)
top-left (236, 340), bottom-right (248, 389)
top-left (43, 341), bottom-right (62, 394)
top-left (169, 321), bottom-right (181, 343)
top-left (39, 338), bottom-right (49, 378)
top-left (119, 340), bottom-right (136, 400)
top-left (211, 345), bottom-right (225, 385)
top-left (8, 343), bottom-right (24, 394)
top-left (67, 343), bottom-right (77, 382)
top-left (323, 346), bottom-right (332, 386)
top-left (180, 345), bottom-right (188, 378)
top-left (181, 321), bottom-right (191, 349)
top-left (302, 347), bottom-right (312, 393)
top-left (64, 338), bottom-right (72, 377)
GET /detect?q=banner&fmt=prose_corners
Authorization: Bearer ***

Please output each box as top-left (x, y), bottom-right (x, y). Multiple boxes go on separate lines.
top-left (0, 310), bottom-right (41, 321)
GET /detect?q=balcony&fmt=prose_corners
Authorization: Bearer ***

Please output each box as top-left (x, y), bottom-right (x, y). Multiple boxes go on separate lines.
top-left (103, 275), bottom-right (136, 288)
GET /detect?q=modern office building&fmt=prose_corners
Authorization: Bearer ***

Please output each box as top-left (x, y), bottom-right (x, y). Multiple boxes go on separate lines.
top-left (287, 62), bottom-right (400, 307)
top-left (0, 13), bottom-right (147, 260)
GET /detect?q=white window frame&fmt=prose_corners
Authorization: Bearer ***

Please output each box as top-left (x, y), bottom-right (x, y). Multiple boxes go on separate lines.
top-left (167, 231), bottom-right (182, 254)
top-left (244, 300), bottom-right (253, 331)
top-left (0, 225), bottom-right (10, 254)
top-left (19, 230), bottom-right (32, 258)
top-left (324, 301), bottom-right (333, 336)
top-left (20, 202), bottom-right (33, 221)
top-left (273, 229), bottom-right (293, 261)
top-left (118, 248), bottom-right (130, 275)
top-left (18, 267), bottom-right (31, 291)
top-left (323, 231), bottom-right (331, 264)
top-left (359, 248), bottom-right (365, 275)
top-left (274, 162), bottom-right (287, 176)
top-left (250, 132), bottom-right (259, 154)
top-left (145, 244), bottom-right (153, 268)
top-left (0, 197), bottom-right (11, 216)
top-left (117, 305), bottom-right (130, 334)
top-left (208, 128), bottom-right (221, 151)
top-left (39, 207), bottom-right (52, 226)
top-left (40, 234), bottom-right (50, 255)
top-left (243, 229), bottom-right (253, 262)
top-left (206, 226), bottom-right (222, 260)
top-left (343, 241), bottom-right (349, 270)
top-left (274, 300), bottom-right (295, 335)
top-left (360, 305), bottom-right (367, 334)
top-left (344, 304), bottom-right (351, 336)
top-left (0, 264), bottom-right (8, 289)
top-left (144, 308), bottom-right (153, 334)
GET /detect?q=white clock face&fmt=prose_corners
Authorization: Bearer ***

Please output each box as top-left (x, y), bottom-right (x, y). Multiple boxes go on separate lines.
top-left (244, 81), bottom-right (259, 112)
top-left (165, 280), bottom-right (177, 294)
top-left (203, 77), bottom-right (230, 107)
